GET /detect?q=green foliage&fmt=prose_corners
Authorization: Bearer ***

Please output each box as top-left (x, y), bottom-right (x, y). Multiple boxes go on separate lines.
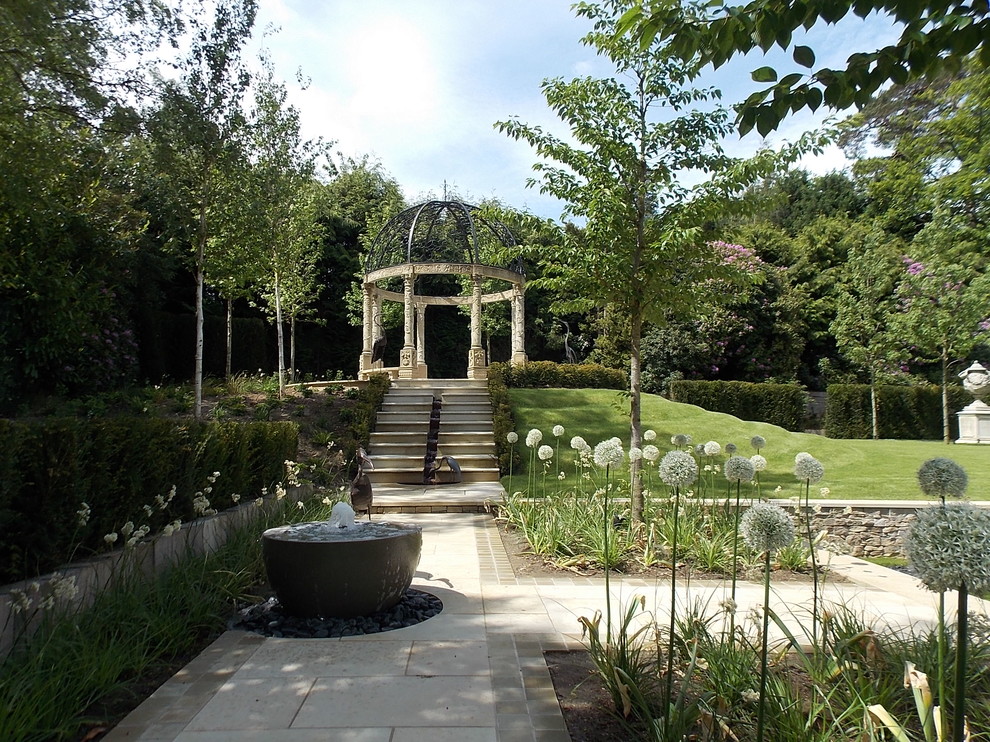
top-left (338, 373), bottom-right (390, 462)
top-left (0, 418), bottom-right (297, 583)
top-left (669, 380), bottom-right (808, 431)
top-left (824, 384), bottom-right (970, 440)
top-left (487, 364), bottom-right (519, 475)
top-left (496, 360), bottom-right (627, 390)
top-left (620, 0), bottom-right (990, 135)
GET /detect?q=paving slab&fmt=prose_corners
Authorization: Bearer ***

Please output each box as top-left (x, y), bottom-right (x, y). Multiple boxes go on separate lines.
top-left (108, 501), bottom-right (983, 742)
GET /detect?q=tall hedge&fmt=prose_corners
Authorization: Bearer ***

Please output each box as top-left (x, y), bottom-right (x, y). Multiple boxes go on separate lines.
top-left (0, 419), bottom-right (297, 583)
top-left (668, 380), bottom-right (808, 431)
top-left (824, 384), bottom-right (971, 440)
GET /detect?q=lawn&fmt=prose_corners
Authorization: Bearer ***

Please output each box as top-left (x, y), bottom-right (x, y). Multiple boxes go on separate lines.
top-left (505, 388), bottom-right (990, 500)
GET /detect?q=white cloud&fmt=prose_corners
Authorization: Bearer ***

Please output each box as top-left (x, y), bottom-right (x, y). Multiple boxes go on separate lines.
top-left (251, 1), bottom-right (903, 219)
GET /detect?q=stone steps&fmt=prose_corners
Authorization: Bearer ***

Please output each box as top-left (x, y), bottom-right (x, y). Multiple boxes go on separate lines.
top-left (366, 379), bottom-right (500, 485)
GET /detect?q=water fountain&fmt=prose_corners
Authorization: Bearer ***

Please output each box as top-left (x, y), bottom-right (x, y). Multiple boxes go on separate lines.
top-left (261, 503), bottom-right (423, 619)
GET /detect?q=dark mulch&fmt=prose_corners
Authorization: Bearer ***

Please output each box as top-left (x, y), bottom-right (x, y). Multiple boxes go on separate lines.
top-left (546, 650), bottom-right (631, 741)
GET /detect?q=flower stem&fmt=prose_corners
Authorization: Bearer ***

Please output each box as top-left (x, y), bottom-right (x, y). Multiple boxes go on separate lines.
top-left (954, 583), bottom-right (968, 742)
top-left (666, 486), bottom-right (680, 706)
top-left (756, 548), bottom-right (772, 742)
top-left (804, 478), bottom-right (819, 647)
top-left (730, 480), bottom-right (741, 639)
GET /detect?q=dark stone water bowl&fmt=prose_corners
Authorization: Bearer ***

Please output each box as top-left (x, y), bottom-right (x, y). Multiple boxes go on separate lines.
top-left (262, 520), bottom-right (423, 619)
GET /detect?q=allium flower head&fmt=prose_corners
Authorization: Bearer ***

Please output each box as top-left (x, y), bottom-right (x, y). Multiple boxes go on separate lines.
top-left (794, 456), bottom-right (825, 483)
top-left (643, 444), bottom-right (660, 462)
top-left (704, 441), bottom-right (722, 457)
top-left (552, 424), bottom-right (565, 437)
top-left (538, 444), bottom-right (554, 461)
top-left (751, 435), bottom-right (766, 451)
top-left (725, 442), bottom-right (738, 455)
top-left (695, 443), bottom-right (706, 457)
top-left (740, 503), bottom-right (796, 553)
top-left (593, 438), bottom-right (624, 468)
top-left (570, 436), bottom-right (589, 452)
top-left (643, 429), bottom-right (657, 442)
top-left (506, 431), bottom-right (519, 444)
top-left (724, 455), bottom-right (756, 483)
top-left (628, 446), bottom-right (643, 462)
top-left (795, 452), bottom-right (813, 464)
top-left (906, 503), bottom-right (990, 594)
top-left (671, 434), bottom-right (688, 447)
top-left (917, 458), bottom-right (968, 499)
top-left (525, 429), bottom-right (543, 447)
top-left (659, 450), bottom-right (698, 487)
top-left (750, 454), bottom-right (767, 472)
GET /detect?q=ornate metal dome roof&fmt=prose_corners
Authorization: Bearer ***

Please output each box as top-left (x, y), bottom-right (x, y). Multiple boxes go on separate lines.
top-left (364, 200), bottom-right (522, 275)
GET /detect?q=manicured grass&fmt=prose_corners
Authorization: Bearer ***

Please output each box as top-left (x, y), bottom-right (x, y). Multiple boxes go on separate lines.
top-left (504, 388), bottom-right (990, 500)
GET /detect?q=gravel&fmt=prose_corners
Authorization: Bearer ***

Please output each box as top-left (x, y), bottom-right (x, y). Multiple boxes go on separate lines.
top-left (229, 588), bottom-right (443, 638)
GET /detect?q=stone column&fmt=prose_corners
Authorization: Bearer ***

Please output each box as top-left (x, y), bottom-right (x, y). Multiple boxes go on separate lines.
top-left (415, 303), bottom-right (428, 378)
top-left (510, 283), bottom-right (528, 366)
top-left (467, 273), bottom-right (486, 379)
top-left (371, 294), bottom-right (382, 369)
top-left (359, 284), bottom-right (373, 377)
top-left (398, 271), bottom-right (416, 379)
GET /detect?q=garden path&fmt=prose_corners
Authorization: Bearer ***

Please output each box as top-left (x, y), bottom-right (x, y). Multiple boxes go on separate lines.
top-left (106, 502), bottom-right (962, 742)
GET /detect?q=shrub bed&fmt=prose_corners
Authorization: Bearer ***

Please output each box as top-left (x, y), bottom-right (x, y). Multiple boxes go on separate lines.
top-left (824, 384), bottom-right (970, 440)
top-left (0, 418), bottom-right (298, 583)
top-left (669, 379), bottom-right (807, 431)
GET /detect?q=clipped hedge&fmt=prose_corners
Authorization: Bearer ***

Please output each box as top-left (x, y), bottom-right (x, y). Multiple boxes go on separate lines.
top-left (824, 384), bottom-right (970, 440)
top-left (488, 364), bottom-right (519, 476)
top-left (669, 380), bottom-right (808, 431)
top-left (496, 360), bottom-right (627, 390)
top-left (0, 419), bottom-right (298, 583)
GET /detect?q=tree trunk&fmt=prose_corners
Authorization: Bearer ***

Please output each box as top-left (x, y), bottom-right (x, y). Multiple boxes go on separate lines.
top-left (290, 315), bottom-right (296, 382)
top-left (275, 273), bottom-right (285, 399)
top-left (225, 297), bottom-right (233, 379)
top-left (870, 366), bottom-right (879, 440)
top-left (194, 207), bottom-right (206, 421)
top-left (629, 307), bottom-right (644, 525)
top-left (942, 347), bottom-right (950, 444)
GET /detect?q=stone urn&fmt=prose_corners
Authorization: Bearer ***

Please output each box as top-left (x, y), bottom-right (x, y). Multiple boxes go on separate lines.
top-left (956, 361), bottom-right (990, 444)
top-left (262, 515), bottom-right (422, 619)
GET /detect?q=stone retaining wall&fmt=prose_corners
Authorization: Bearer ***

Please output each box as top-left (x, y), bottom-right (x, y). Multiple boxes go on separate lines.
top-left (792, 504), bottom-right (916, 558)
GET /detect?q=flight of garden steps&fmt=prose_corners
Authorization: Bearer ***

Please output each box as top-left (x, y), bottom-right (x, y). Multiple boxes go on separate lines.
top-left (365, 379), bottom-right (500, 485)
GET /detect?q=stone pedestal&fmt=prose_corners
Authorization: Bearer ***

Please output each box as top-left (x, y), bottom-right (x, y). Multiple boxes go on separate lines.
top-left (956, 401), bottom-right (990, 444)
top-left (467, 347), bottom-right (487, 380)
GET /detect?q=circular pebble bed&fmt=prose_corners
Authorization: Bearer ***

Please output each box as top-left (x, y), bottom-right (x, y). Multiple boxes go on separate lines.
top-left (229, 588), bottom-right (443, 638)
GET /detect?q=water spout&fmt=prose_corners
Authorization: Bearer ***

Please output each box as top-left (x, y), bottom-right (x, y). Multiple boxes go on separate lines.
top-left (329, 501), bottom-right (356, 529)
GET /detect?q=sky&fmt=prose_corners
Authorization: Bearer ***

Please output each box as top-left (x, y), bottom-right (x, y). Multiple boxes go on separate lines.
top-left (250, 0), bottom-right (902, 220)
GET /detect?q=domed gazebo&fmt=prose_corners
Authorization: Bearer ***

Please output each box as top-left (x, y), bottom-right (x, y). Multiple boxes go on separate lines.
top-left (358, 200), bottom-right (527, 380)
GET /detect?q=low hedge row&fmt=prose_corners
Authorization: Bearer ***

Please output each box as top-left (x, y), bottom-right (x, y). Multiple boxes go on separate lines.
top-left (0, 418), bottom-right (298, 583)
top-left (668, 380), bottom-right (808, 431)
top-left (494, 361), bottom-right (627, 390)
top-left (824, 384), bottom-right (970, 440)
top-left (488, 364), bottom-right (519, 476)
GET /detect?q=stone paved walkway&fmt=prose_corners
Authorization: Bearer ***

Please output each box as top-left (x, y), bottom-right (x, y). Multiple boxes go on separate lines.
top-left (106, 508), bottom-right (954, 742)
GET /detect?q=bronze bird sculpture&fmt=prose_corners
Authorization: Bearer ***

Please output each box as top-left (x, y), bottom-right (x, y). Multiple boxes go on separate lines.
top-left (349, 446), bottom-right (374, 519)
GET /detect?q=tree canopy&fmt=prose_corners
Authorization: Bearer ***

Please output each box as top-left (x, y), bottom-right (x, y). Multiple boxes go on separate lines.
top-left (618, 0), bottom-right (990, 134)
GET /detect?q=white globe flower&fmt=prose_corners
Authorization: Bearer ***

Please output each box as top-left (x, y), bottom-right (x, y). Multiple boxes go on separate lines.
top-left (593, 439), bottom-right (625, 468)
top-left (552, 424), bottom-right (565, 437)
top-left (750, 454), bottom-right (767, 472)
top-left (525, 429), bottom-right (543, 447)
top-left (628, 446), bottom-right (643, 462)
top-left (570, 435), bottom-right (589, 452)
top-left (506, 431), bottom-right (519, 444)
top-left (538, 444), bottom-right (554, 461)
top-left (643, 429), bottom-right (657, 442)
top-left (643, 444), bottom-right (660, 462)
top-left (703, 441), bottom-right (721, 457)
top-left (658, 450), bottom-right (698, 487)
